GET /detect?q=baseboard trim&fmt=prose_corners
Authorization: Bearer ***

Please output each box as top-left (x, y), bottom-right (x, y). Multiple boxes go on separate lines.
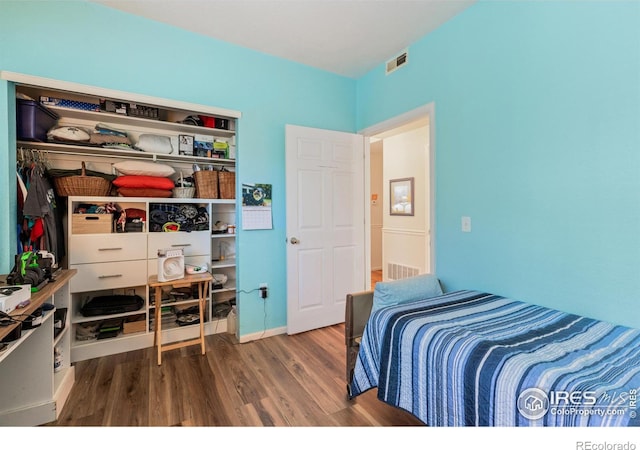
top-left (238, 326), bottom-right (287, 343)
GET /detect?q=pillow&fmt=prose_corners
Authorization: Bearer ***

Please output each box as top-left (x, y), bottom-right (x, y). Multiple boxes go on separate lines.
top-left (117, 187), bottom-right (173, 198)
top-left (112, 160), bottom-right (175, 177)
top-left (113, 175), bottom-right (175, 190)
top-left (135, 134), bottom-right (173, 154)
top-left (48, 126), bottom-right (91, 142)
top-left (372, 273), bottom-right (443, 314)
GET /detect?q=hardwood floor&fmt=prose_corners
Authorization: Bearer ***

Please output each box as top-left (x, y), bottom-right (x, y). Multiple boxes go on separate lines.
top-left (50, 322), bottom-right (422, 427)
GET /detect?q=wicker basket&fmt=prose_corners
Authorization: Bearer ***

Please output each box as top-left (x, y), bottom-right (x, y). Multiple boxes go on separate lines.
top-left (53, 162), bottom-right (112, 197)
top-left (218, 170), bottom-right (235, 199)
top-left (172, 187), bottom-right (196, 198)
top-left (194, 170), bottom-right (219, 199)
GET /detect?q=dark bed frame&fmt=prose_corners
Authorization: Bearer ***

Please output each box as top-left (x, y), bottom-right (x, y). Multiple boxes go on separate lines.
top-left (345, 290), bottom-right (374, 396)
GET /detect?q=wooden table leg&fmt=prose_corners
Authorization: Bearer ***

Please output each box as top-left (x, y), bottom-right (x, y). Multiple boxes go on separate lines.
top-left (199, 281), bottom-right (206, 355)
top-left (156, 285), bottom-right (162, 365)
top-left (153, 287), bottom-right (158, 347)
top-left (149, 273), bottom-right (212, 365)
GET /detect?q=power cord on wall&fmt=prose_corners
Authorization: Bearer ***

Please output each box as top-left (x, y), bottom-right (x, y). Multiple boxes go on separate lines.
top-left (237, 288), bottom-right (260, 296)
top-left (237, 287), bottom-right (268, 299)
top-left (236, 286), bottom-right (267, 300)
top-left (236, 287), bottom-right (268, 339)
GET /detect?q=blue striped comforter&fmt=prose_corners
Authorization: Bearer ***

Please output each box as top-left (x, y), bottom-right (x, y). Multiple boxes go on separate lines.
top-left (350, 291), bottom-right (640, 426)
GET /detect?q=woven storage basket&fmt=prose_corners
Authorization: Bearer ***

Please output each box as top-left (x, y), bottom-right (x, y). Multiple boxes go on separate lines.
top-left (53, 162), bottom-right (112, 197)
top-left (172, 187), bottom-right (196, 198)
top-left (218, 170), bottom-right (235, 199)
top-left (194, 170), bottom-right (219, 199)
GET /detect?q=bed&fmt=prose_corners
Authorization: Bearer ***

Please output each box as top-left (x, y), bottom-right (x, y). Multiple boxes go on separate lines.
top-left (345, 275), bottom-right (640, 426)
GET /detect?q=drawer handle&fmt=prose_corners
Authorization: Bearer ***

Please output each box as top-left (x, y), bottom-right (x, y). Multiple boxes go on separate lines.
top-left (98, 274), bottom-right (123, 279)
top-left (171, 244), bottom-right (191, 247)
top-left (98, 247), bottom-right (123, 251)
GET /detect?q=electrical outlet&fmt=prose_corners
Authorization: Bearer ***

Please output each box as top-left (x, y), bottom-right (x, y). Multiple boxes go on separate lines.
top-left (259, 283), bottom-right (268, 300)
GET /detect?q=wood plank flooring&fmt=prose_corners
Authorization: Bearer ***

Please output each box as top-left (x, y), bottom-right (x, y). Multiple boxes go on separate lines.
top-left (50, 322), bottom-right (423, 426)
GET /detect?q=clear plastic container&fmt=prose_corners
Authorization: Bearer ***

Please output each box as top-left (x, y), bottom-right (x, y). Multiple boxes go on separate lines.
top-left (227, 306), bottom-right (237, 335)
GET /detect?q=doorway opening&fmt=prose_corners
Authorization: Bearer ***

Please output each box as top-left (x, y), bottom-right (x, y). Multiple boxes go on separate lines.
top-left (360, 103), bottom-right (435, 290)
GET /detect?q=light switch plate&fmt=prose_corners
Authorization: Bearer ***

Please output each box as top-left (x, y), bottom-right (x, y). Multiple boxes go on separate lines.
top-left (461, 216), bottom-right (471, 232)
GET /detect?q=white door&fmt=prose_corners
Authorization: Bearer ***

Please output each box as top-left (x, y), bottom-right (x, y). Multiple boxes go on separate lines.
top-left (286, 125), bottom-right (365, 335)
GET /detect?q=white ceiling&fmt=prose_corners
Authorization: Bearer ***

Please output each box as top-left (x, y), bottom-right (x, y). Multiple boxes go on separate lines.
top-left (95, 0), bottom-right (476, 78)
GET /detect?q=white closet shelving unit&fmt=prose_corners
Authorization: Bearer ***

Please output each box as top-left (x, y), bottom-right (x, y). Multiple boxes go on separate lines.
top-left (1, 71), bottom-right (241, 363)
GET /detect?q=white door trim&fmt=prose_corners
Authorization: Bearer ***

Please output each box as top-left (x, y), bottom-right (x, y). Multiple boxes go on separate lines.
top-left (358, 102), bottom-right (436, 275)
top-left (363, 138), bottom-right (372, 289)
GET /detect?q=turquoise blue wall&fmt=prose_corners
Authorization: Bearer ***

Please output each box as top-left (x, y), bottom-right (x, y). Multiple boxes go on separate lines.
top-left (2, 0), bottom-right (639, 335)
top-left (0, 1), bottom-right (356, 338)
top-left (357, 0), bottom-right (640, 328)
top-left (0, 80), bottom-right (16, 273)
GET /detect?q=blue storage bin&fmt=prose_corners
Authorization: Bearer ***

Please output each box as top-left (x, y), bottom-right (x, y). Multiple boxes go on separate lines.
top-left (17, 99), bottom-right (59, 142)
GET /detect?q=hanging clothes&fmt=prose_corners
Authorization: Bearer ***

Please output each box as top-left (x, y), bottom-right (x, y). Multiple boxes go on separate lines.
top-left (19, 151), bottom-right (65, 264)
top-left (17, 171), bottom-right (27, 203)
top-left (16, 172), bottom-right (26, 254)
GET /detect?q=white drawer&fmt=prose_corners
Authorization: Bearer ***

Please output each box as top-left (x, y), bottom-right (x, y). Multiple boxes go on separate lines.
top-left (70, 260), bottom-right (147, 292)
top-left (147, 230), bottom-right (210, 258)
top-left (69, 234), bottom-right (146, 264)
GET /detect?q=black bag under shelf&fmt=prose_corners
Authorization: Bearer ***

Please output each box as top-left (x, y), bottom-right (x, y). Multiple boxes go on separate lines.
top-left (81, 295), bottom-right (144, 317)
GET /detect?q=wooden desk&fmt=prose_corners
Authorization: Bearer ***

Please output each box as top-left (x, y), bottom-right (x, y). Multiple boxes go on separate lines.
top-left (148, 272), bottom-right (212, 365)
top-left (0, 269), bottom-right (76, 341)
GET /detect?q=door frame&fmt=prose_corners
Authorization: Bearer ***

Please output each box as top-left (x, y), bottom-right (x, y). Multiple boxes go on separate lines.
top-left (358, 102), bottom-right (436, 284)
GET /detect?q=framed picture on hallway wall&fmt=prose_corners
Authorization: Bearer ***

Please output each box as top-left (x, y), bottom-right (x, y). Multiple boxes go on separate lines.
top-left (389, 177), bottom-right (414, 216)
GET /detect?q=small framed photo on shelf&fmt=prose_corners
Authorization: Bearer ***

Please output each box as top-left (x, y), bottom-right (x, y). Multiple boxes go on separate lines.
top-left (178, 135), bottom-right (194, 156)
top-left (389, 177), bottom-right (414, 216)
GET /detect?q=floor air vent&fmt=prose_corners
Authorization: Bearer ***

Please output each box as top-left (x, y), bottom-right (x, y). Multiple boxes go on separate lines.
top-left (386, 50), bottom-right (408, 75)
top-left (387, 263), bottom-right (419, 281)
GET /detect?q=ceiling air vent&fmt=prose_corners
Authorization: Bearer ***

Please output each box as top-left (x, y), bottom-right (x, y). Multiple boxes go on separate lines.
top-left (386, 49), bottom-right (408, 75)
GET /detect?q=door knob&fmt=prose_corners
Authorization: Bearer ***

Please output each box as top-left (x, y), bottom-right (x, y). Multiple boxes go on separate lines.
top-left (290, 237), bottom-right (300, 244)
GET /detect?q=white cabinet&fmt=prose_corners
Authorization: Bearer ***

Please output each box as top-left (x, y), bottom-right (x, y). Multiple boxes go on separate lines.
top-left (0, 270), bottom-right (76, 426)
top-left (71, 260), bottom-right (148, 293)
top-left (66, 196), bottom-right (237, 362)
top-left (210, 201), bottom-right (237, 321)
top-left (69, 233), bottom-right (146, 264)
top-left (3, 72), bottom-right (240, 362)
top-left (147, 230), bottom-right (210, 260)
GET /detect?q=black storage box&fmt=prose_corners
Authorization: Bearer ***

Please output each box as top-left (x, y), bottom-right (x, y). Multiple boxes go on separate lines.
top-left (214, 118), bottom-right (229, 130)
top-left (99, 99), bottom-right (127, 115)
top-left (1, 322), bottom-right (22, 343)
top-left (53, 307), bottom-right (68, 338)
top-left (97, 318), bottom-right (124, 340)
top-left (81, 295), bottom-right (144, 317)
top-left (125, 221), bottom-right (143, 233)
top-left (115, 220), bottom-right (144, 233)
top-left (22, 307), bottom-right (44, 330)
top-left (17, 99), bottom-right (59, 142)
